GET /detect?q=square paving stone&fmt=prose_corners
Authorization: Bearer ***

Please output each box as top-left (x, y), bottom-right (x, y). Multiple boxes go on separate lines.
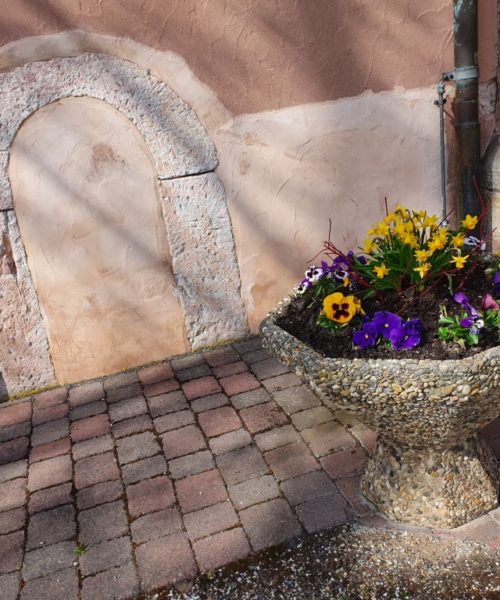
top-left (336, 475), bottom-right (375, 516)
top-left (81, 561), bottom-right (139, 600)
top-left (20, 567), bottom-right (79, 600)
top-left (203, 347), bottom-right (240, 367)
top-left (193, 527), bottom-right (251, 572)
top-left (176, 363), bottom-right (212, 382)
top-left (135, 532), bottom-right (197, 592)
top-left (112, 414), bottom-right (153, 438)
top-left (74, 452), bottom-right (119, 489)
top-left (301, 421), bottom-right (357, 457)
top-left (291, 406), bottom-right (334, 431)
top-left (0, 477), bottom-right (26, 511)
top-left (78, 500), bottom-right (129, 546)
top-left (273, 385), bottom-right (321, 415)
top-left (0, 437), bottom-right (29, 465)
top-left (190, 393), bottom-right (229, 413)
top-left (182, 377), bottom-right (222, 401)
top-left (175, 469), bottom-right (228, 513)
top-left (280, 470), bottom-right (338, 505)
top-left (131, 508), bottom-right (183, 545)
top-left (126, 476), bottom-right (175, 518)
top-left (250, 357), bottom-right (290, 380)
top-left (29, 437), bottom-right (71, 464)
top-left (320, 447), bottom-right (369, 479)
top-left (254, 425), bottom-right (301, 452)
top-left (228, 475), bottom-right (280, 510)
top-left (72, 435), bottom-right (114, 461)
top-left (0, 460), bottom-right (27, 484)
top-left (28, 454), bottom-right (72, 492)
top-left (219, 373), bottom-right (260, 397)
top-left (27, 504), bottom-right (76, 549)
top-left (106, 383), bottom-right (142, 403)
top-left (22, 540), bottom-right (76, 581)
top-left (351, 423), bottom-right (377, 455)
top-left (79, 536), bottom-right (133, 577)
top-left (116, 431), bottom-right (160, 465)
top-left (68, 382), bottom-right (104, 407)
top-left (198, 406), bottom-right (241, 438)
top-left (0, 507), bottom-right (25, 534)
top-left (77, 480), bottom-right (123, 511)
top-left (239, 401), bottom-right (288, 433)
top-left (70, 414), bottom-right (110, 443)
top-left (295, 493), bottom-right (352, 533)
top-left (31, 418), bottom-right (69, 447)
top-left (240, 498), bottom-right (301, 551)
top-left (122, 454), bottom-right (167, 485)
top-left (138, 363), bottom-right (174, 385)
top-left (29, 483), bottom-right (73, 514)
top-left (32, 403), bottom-right (69, 426)
top-left (184, 500), bottom-right (238, 542)
top-left (0, 401), bottom-right (31, 428)
top-left (148, 391), bottom-right (187, 417)
top-left (168, 450), bottom-right (214, 480)
top-left (261, 373), bottom-right (302, 393)
top-left (0, 530), bottom-right (23, 574)
top-left (265, 441), bottom-right (319, 481)
top-left (230, 387), bottom-right (271, 410)
top-left (144, 378), bottom-right (180, 398)
top-left (208, 429), bottom-right (252, 456)
top-left (161, 425), bottom-right (206, 459)
top-left (216, 445), bottom-right (268, 485)
top-left (108, 396), bottom-right (147, 423)
top-left (212, 360), bottom-right (248, 379)
top-left (154, 410), bottom-right (194, 433)
top-left (0, 572), bottom-right (19, 600)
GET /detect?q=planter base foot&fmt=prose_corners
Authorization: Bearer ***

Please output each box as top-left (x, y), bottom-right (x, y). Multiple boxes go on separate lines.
top-left (361, 435), bottom-right (500, 529)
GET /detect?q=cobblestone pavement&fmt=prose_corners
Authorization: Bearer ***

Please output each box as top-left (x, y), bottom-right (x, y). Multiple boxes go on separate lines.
top-left (1, 337), bottom-right (500, 600)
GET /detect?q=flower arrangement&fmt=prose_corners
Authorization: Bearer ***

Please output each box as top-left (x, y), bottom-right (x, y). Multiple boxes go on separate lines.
top-left (294, 204), bottom-right (500, 355)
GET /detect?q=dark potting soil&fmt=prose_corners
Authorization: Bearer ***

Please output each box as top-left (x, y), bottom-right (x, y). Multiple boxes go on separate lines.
top-left (276, 268), bottom-right (499, 360)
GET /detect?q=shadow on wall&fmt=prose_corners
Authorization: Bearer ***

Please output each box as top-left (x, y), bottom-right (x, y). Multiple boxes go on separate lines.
top-left (0, 373), bottom-right (8, 401)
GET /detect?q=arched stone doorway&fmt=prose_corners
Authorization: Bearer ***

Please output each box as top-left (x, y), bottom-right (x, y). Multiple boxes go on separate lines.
top-left (0, 53), bottom-right (247, 394)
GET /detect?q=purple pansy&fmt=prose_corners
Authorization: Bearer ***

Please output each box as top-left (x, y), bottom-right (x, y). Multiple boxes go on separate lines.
top-left (305, 265), bottom-right (325, 283)
top-left (372, 311), bottom-right (402, 339)
top-left (389, 319), bottom-right (422, 350)
top-left (493, 272), bottom-right (500, 297)
top-left (453, 291), bottom-right (480, 318)
top-left (297, 278), bottom-right (312, 294)
top-left (352, 321), bottom-right (378, 348)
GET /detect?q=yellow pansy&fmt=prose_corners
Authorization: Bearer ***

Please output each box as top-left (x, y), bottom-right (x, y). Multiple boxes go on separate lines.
top-left (323, 293), bottom-right (358, 324)
top-left (374, 264), bottom-right (390, 279)
top-left (414, 263), bottom-right (431, 279)
top-left (461, 214), bottom-right (478, 230)
top-left (450, 254), bottom-right (468, 269)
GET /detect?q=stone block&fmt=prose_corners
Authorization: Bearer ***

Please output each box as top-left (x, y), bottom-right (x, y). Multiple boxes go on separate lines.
top-left (184, 500), bottom-right (238, 541)
top-left (231, 387), bottom-right (271, 410)
top-left (254, 425), bottom-right (301, 452)
top-left (70, 414), bottom-right (110, 443)
top-left (20, 567), bottom-right (78, 600)
top-left (0, 437), bottom-right (29, 465)
top-left (138, 362), bottom-right (174, 385)
top-left (106, 383), bottom-right (142, 403)
top-left (198, 406), bottom-right (241, 437)
top-left (250, 358), bottom-right (290, 380)
top-left (0, 507), bottom-right (25, 534)
top-left (320, 447), bottom-right (369, 479)
top-left (32, 403), bottom-right (69, 426)
top-left (68, 382), bottom-right (104, 407)
top-left (69, 400), bottom-right (106, 422)
top-left (203, 347), bottom-right (240, 367)
top-left (130, 508), bottom-right (183, 545)
top-left (0, 478), bottom-right (26, 511)
top-left (228, 475), bottom-right (281, 510)
top-left (193, 527), bottom-right (250, 572)
top-left (191, 393), bottom-right (229, 413)
top-left (81, 561), bottom-right (139, 600)
top-left (28, 483), bottom-right (73, 515)
top-left (182, 377), bottom-right (222, 400)
top-left (22, 541), bottom-right (76, 581)
top-left (0, 460), bottom-right (26, 484)
top-left (264, 442), bottom-right (319, 481)
top-left (208, 429), bottom-right (252, 456)
top-left (295, 493), bottom-right (352, 533)
top-left (0, 530), bottom-right (23, 574)
top-left (143, 378), bottom-right (180, 398)
top-left (219, 373), bottom-right (260, 397)
top-left (72, 435), bottom-right (114, 461)
top-left (112, 414), bottom-right (153, 438)
top-left (79, 536), bottom-right (133, 577)
top-left (273, 385), bottom-right (321, 415)
top-left (175, 469), bottom-right (228, 513)
top-left (239, 498), bottom-right (301, 551)
top-left (28, 454), bottom-right (72, 492)
top-left (213, 360), bottom-right (248, 378)
top-left (239, 401), bottom-right (288, 433)
top-left (126, 476), bottom-right (175, 518)
top-left (147, 391), bottom-right (187, 417)
top-left (0, 572), bottom-right (19, 600)
top-left (77, 480), bottom-right (123, 511)
top-left (301, 421), bottom-right (357, 457)
top-left (78, 500), bottom-right (128, 546)
top-left (108, 396), bottom-right (147, 423)
top-left (168, 450), bottom-right (214, 480)
top-left (26, 504), bottom-right (76, 550)
top-left (280, 470), bottom-right (338, 506)
top-left (122, 455), bottom-right (167, 485)
top-left (116, 431), bottom-right (160, 465)
top-left (291, 406), bottom-right (334, 431)
top-left (261, 373), bottom-right (302, 393)
top-left (29, 437), bottom-right (70, 464)
top-left (161, 425), bottom-right (206, 459)
top-left (74, 452), bottom-right (119, 490)
top-left (154, 410), bottom-right (194, 433)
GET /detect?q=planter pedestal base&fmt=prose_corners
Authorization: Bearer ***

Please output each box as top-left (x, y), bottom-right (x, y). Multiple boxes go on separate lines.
top-left (361, 435), bottom-right (500, 529)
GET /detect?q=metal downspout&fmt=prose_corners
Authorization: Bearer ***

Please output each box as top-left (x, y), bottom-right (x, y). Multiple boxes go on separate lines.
top-left (453, 0), bottom-right (481, 218)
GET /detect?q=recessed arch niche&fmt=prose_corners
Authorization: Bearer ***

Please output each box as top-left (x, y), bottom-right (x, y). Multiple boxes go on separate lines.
top-left (1, 53), bottom-right (247, 392)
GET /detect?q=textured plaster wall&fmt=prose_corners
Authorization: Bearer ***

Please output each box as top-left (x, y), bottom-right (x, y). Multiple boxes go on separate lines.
top-left (0, 0), bottom-right (457, 115)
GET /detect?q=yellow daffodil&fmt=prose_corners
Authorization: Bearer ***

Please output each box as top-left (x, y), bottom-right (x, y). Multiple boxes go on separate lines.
top-left (451, 233), bottom-right (465, 248)
top-left (393, 220), bottom-right (406, 238)
top-left (367, 225), bottom-right (377, 236)
top-left (374, 264), bottom-right (390, 279)
top-left (428, 235), bottom-right (446, 253)
top-left (402, 233), bottom-right (419, 248)
top-left (364, 238), bottom-right (378, 253)
top-left (413, 263), bottom-right (431, 279)
top-left (384, 213), bottom-right (396, 224)
top-left (323, 293), bottom-right (358, 324)
top-left (353, 296), bottom-right (365, 315)
top-left (461, 214), bottom-right (478, 230)
top-left (450, 254), bottom-right (468, 269)
top-left (395, 204), bottom-right (409, 217)
top-left (423, 214), bottom-right (438, 229)
top-left (376, 222), bottom-right (390, 237)
top-left (415, 249), bottom-right (431, 263)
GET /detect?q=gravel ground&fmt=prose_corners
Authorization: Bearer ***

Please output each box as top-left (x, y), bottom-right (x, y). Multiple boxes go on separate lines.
top-left (142, 523), bottom-right (500, 600)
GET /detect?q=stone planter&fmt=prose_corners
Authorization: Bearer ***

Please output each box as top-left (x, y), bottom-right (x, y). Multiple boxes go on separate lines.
top-left (261, 292), bottom-right (500, 529)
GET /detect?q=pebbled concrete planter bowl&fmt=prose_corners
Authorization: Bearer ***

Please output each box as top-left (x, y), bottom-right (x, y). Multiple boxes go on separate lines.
top-left (261, 292), bottom-right (500, 529)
